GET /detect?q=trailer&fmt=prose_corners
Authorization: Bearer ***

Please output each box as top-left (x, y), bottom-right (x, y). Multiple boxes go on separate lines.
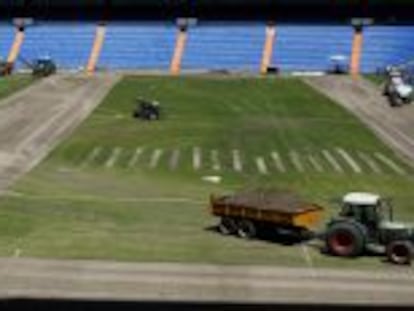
top-left (210, 190), bottom-right (324, 239)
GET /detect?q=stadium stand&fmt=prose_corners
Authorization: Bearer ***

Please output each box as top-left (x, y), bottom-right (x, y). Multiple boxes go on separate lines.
top-left (0, 23), bottom-right (15, 61)
top-left (181, 22), bottom-right (265, 72)
top-left (19, 22), bottom-right (96, 69)
top-left (272, 25), bottom-right (354, 72)
top-left (99, 22), bottom-right (176, 70)
top-left (360, 26), bottom-right (414, 73)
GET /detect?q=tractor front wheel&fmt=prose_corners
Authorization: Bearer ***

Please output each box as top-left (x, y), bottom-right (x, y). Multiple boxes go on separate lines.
top-left (326, 222), bottom-right (365, 257)
top-left (386, 240), bottom-right (413, 265)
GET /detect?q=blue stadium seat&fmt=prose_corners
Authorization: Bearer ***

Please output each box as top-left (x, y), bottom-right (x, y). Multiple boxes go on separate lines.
top-left (19, 22), bottom-right (95, 69)
top-left (272, 25), bottom-right (353, 72)
top-left (360, 26), bottom-right (414, 73)
top-left (0, 23), bottom-right (15, 61)
top-left (181, 22), bottom-right (265, 72)
top-left (99, 22), bottom-right (176, 70)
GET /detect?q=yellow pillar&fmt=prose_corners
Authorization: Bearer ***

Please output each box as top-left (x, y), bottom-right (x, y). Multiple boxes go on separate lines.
top-left (350, 30), bottom-right (363, 76)
top-left (170, 29), bottom-right (187, 75)
top-left (260, 25), bottom-right (276, 74)
top-left (7, 29), bottom-right (25, 64)
top-left (87, 24), bottom-right (106, 74)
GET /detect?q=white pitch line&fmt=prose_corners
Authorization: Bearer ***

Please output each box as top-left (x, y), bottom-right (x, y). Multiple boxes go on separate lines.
top-left (301, 244), bottom-right (316, 277)
top-left (271, 151), bottom-right (286, 172)
top-left (232, 149), bottom-right (243, 172)
top-left (374, 153), bottom-right (405, 175)
top-left (289, 151), bottom-right (304, 172)
top-left (105, 147), bottom-right (122, 168)
top-left (81, 146), bottom-right (102, 167)
top-left (255, 157), bottom-right (268, 175)
top-left (149, 149), bottom-right (163, 169)
top-left (169, 149), bottom-right (180, 170)
top-left (211, 150), bottom-right (221, 171)
top-left (128, 147), bottom-right (144, 168)
top-left (193, 147), bottom-right (202, 170)
top-left (308, 155), bottom-right (324, 172)
top-left (322, 150), bottom-right (343, 173)
top-left (336, 148), bottom-right (362, 174)
top-left (357, 152), bottom-right (382, 174)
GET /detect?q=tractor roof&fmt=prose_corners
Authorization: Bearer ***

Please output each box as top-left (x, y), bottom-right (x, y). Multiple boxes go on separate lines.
top-left (343, 192), bottom-right (380, 206)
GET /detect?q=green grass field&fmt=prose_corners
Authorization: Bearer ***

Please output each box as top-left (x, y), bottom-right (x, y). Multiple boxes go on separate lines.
top-left (0, 76), bottom-right (413, 269)
top-left (0, 74), bottom-right (34, 101)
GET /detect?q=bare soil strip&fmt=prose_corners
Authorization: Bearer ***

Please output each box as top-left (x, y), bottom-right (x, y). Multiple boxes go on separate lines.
top-left (271, 151), bottom-right (286, 172)
top-left (357, 152), bottom-right (382, 174)
top-left (322, 149), bottom-right (343, 173)
top-left (1, 258), bottom-right (413, 305)
top-left (232, 149), bottom-right (243, 172)
top-left (128, 147), bottom-right (144, 168)
top-left (374, 153), bottom-right (406, 175)
top-left (305, 76), bottom-right (414, 168)
top-left (169, 149), bottom-right (180, 170)
top-left (211, 150), bottom-right (221, 171)
top-left (0, 73), bottom-right (121, 194)
top-left (255, 157), bottom-right (268, 175)
top-left (336, 148), bottom-right (362, 174)
top-left (105, 147), bottom-right (122, 168)
top-left (149, 149), bottom-right (163, 169)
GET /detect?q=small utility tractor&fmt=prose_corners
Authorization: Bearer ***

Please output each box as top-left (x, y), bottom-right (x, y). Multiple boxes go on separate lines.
top-left (31, 57), bottom-right (57, 77)
top-left (0, 59), bottom-right (13, 76)
top-left (325, 192), bottom-right (414, 265)
top-left (133, 98), bottom-right (161, 121)
top-left (383, 66), bottom-right (413, 107)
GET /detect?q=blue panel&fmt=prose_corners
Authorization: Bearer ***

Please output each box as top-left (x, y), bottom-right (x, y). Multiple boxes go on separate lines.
top-left (0, 23), bottom-right (15, 61)
top-left (182, 22), bottom-right (265, 71)
top-left (19, 22), bottom-right (96, 69)
top-left (272, 25), bottom-right (353, 72)
top-left (360, 26), bottom-right (414, 73)
top-left (99, 22), bottom-right (176, 69)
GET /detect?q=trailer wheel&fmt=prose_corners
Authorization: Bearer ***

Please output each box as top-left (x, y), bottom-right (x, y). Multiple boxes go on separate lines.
top-left (326, 222), bottom-right (365, 257)
top-left (218, 217), bottom-right (237, 235)
top-left (237, 220), bottom-right (257, 239)
top-left (386, 240), bottom-right (413, 265)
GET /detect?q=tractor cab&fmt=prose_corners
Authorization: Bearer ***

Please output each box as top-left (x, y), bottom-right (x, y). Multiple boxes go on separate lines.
top-left (339, 192), bottom-right (392, 230)
top-left (32, 57), bottom-right (57, 77)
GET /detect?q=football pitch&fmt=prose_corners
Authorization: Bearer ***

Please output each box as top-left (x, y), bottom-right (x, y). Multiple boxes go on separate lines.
top-left (0, 75), bottom-right (413, 269)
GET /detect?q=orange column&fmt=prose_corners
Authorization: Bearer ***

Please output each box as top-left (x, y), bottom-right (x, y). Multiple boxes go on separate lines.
top-left (87, 24), bottom-right (106, 74)
top-left (170, 29), bottom-right (187, 75)
top-left (260, 25), bottom-right (276, 74)
top-left (7, 28), bottom-right (25, 64)
top-left (350, 29), bottom-right (363, 76)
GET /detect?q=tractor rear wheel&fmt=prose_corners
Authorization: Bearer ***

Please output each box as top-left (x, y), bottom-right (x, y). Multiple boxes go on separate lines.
top-left (237, 220), bottom-right (257, 239)
top-left (326, 222), bottom-right (365, 257)
top-left (218, 217), bottom-right (237, 235)
top-left (386, 240), bottom-right (413, 265)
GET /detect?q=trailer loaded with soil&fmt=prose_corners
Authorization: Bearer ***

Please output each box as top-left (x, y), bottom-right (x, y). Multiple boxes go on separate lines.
top-left (210, 190), bottom-right (414, 265)
top-left (210, 190), bottom-right (324, 240)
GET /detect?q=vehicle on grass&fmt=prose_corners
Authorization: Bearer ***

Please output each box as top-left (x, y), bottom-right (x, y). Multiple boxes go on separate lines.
top-left (31, 57), bottom-right (57, 77)
top-left (325, 192), bottom-right (414, 265)
top-left (133, 97), bottom-right (161, 121)
top-left (210, 190), bottom-right (414, 265)
top-left (210, 190), bottom-right (324, 241)
top-left (383, 66), bottom-right (413, 107)
top-left (0, 59), bottom-right (13, 76)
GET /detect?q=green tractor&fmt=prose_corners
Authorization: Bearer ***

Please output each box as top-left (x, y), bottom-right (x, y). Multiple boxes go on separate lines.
top-left (325, 192), bottom-right (414, 265)
top-left (31, 57), bottom-right (57, 77)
